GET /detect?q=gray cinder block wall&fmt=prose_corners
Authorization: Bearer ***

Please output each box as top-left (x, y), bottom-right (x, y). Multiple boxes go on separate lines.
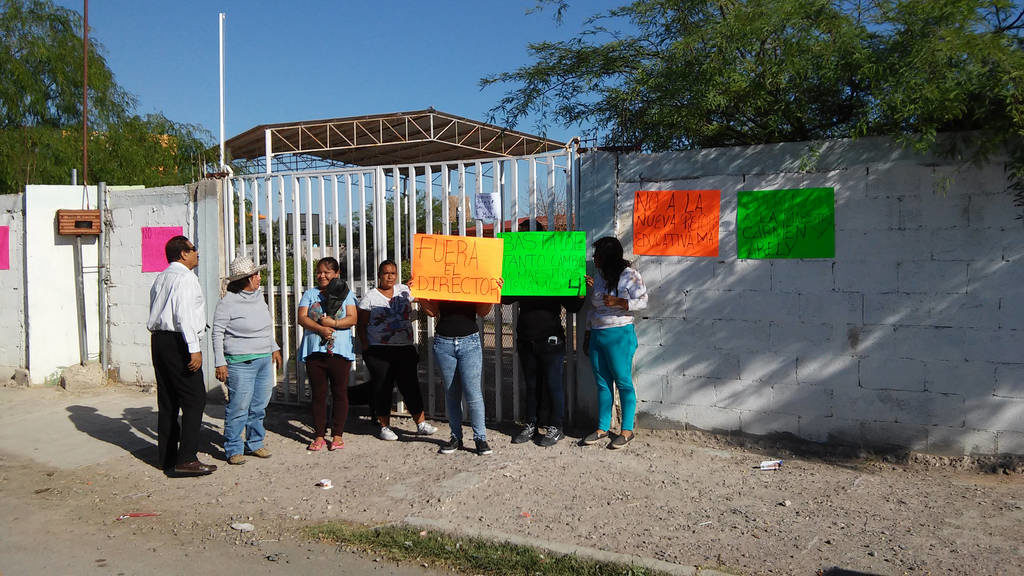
top-left (577, 136), bottom-right (1023, 456)
top-left (0, 194), bottom-right (25, 378)
top-left (106, 186), bottom-right (192, 384)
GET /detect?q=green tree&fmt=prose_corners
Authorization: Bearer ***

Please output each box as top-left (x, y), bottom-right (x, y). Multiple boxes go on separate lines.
top-left (0, 0), bottom-right (131, 129)
top-left (483, 1), bottom-right (1024, 201)
top-left (0, 0), bottom-right (215, 193)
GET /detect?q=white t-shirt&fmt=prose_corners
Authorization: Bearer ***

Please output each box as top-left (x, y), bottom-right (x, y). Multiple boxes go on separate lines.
top-left (357, 284), bottom-right (415, 346)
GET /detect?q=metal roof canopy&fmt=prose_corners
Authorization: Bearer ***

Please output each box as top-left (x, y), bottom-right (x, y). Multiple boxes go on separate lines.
top-left (225, 108), bottom-right (567, 173)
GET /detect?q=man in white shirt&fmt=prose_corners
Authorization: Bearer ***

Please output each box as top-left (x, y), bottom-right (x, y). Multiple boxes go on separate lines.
top-left (148, 236), bottom-right (216, 476)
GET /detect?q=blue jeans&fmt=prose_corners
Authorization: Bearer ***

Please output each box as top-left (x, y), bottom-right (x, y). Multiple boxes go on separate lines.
top-left (433, 333), bottom-right (486, 442)
top-left (589, 324), bottom-right (638, 431)
top-left (223, 355), bottom-right (274, 457)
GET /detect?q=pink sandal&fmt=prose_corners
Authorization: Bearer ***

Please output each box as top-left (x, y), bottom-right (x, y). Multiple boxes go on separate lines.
top-left (328, 437), bottom-right (344, 451)
top-left (307, 437), bottom-right (327, 451)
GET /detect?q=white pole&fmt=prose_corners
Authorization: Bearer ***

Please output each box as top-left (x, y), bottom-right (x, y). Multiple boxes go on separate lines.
top-left (219, 12), bottom-right (226, 170)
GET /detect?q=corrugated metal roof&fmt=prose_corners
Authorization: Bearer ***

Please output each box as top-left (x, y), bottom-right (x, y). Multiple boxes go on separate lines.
top-left (225, 108), bottom-right (566, 167)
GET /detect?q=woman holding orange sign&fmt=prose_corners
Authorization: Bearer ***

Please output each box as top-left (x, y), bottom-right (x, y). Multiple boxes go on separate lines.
top-left (417, 297), bottom-right (495, 456)
top-left (412, 234), bottom-right (504, 456)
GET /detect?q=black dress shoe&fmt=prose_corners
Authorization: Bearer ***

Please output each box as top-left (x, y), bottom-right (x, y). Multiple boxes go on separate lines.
top-left (172, 460), bottom-right (217, 475)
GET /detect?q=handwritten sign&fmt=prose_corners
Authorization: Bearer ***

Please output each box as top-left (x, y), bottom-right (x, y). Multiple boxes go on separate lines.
top-left (0, 226), bottom-right (8, 270)
top-left (411, 234), bottom-right (504, 303)
top-left (141, 226), bottom-right (183, 272)
top-left (736, 188), bottom-right (834, 259)
top-left (474, 192), bottom-right (500, 222)
top-left (496, 231), bottom-right (586, 296)
top-left (634, 190), bottom-right (720, 256)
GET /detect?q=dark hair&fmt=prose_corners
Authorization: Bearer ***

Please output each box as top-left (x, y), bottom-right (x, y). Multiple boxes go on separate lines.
top-left (226, 276), bottom-right (253, 294)
top-left (165, 235), bottom-right (193, 263)
top-left (592, 236), bottom-right (630, 293)
top-left (517, 219), bottom-right (546, 232)
top-left (316, 257), bottom-right (340, 273)
top-left (377, 259), bottom-right (398, 275)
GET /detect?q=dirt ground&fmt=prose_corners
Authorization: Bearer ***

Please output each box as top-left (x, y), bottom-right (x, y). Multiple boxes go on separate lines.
top-left (1, 383), bottom-right (1021, 576)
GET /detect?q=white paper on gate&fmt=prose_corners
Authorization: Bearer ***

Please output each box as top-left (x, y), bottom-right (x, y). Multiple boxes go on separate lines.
top-left (474, 192), bottom-right (500, 222)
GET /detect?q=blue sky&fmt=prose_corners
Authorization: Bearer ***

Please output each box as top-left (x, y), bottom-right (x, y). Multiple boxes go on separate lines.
top-left (56, 0), bottom-right (625, 146)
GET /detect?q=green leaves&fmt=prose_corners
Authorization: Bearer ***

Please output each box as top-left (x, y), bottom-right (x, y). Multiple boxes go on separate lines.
top-left (0, 0), bottom-right (215, 193)
top-left (0, 0), bottom-right (132, 129)
top-left (484, 0), bottom-right (1024, 154)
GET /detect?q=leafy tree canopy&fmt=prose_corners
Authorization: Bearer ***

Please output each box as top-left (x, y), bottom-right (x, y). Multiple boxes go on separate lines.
top-left (484, 0), bottom-right (1024, 155)
top-left (0, 0), bottom-right (214, 193)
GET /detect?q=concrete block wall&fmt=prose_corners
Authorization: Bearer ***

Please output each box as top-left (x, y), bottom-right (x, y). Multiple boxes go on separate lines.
top-left (24, 186), bottom-right (100, 384)
top-left (578, 136), bottom-right (1023, 456)
top-left (0, 194), bottom-right (25, 378)
top-left (106, 186), bottom-right (192, 384)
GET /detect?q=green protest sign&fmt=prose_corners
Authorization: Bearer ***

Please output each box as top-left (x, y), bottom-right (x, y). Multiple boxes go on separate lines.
top-left (496, 231), bottom-right (587, 296)
top-left (736, 188), bottom-right (835, 259)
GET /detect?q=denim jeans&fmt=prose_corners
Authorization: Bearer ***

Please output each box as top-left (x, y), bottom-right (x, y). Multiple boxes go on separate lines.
top-left (433, 332), bottom-right (486, 441)
top-left (223, 355), bottom-right (274, 457)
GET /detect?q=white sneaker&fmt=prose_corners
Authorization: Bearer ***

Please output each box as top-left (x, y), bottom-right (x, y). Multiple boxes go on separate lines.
top-left (377, 426), bottom-right (398, 441)
top-left (416, 421), bottom-right (438, 435)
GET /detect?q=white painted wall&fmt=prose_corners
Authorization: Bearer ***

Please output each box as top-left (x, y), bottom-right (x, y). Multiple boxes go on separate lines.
top-left (106, 185), bottom-right (192, 384)
top-left (0, 194), bottom-right (26, 378)
top-left (577, 136), bottom-right (1024, 456)
top-left (24, 186), bottom-right (100, 384)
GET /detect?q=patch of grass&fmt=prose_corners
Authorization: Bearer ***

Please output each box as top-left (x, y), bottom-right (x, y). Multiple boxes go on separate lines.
top-left (303, 521), bottom-right (670, 576)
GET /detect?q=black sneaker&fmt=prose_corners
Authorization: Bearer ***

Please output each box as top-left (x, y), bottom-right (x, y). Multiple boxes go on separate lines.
top-left (511, 423), bottom-right (536, 444)
top-left (537, 426), bottom-right (564, 447)
top-left (438, 435), bottom-right (462, 454)
top-left (475, 439), bottom-right (493, 455)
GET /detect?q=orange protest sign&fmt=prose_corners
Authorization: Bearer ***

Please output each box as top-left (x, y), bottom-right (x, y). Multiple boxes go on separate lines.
top-left (633, 190), bottom-right (720, 256)
top-left (411, 234), bottom-right (504, 303)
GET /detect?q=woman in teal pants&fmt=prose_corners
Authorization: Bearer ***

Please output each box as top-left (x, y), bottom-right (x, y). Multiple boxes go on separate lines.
top-left (582, 236), bottom-right (647, 449)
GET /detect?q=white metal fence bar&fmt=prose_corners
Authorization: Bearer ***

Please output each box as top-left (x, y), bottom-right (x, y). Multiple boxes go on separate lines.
top-left (291, 175), bottom-right (303, 401)
top-left (250, 179), bottom-right (260, 264)
top-left (277, 176), bottom-right (291, 401)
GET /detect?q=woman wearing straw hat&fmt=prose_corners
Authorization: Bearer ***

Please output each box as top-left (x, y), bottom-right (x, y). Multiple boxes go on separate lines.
top-left (212, 256), bottom-right (282, 465)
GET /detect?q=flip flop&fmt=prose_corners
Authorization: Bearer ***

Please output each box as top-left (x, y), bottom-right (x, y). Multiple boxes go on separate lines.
top-left (307, 437), bottom-right (327, 451)
top-left (328, 437), bottom-right (345, 451)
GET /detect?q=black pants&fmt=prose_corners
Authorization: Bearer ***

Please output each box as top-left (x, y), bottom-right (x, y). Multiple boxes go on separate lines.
top-left (306, 353), bottom-right (350, 437)
top-left (363, 345), bottom-right (425, 419)
top-left (518, 336), bottom-right (566, 428)
top-left (151, 331), bottom-right (207, 469)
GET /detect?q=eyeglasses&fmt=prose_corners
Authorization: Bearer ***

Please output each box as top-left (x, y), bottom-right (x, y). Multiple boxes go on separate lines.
top-left (186, 246), bottom-right (198, 253)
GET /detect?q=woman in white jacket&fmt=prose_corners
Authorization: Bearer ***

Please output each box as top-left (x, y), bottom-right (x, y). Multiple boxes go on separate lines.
top-left (582, 237), bottom-right (647, 449)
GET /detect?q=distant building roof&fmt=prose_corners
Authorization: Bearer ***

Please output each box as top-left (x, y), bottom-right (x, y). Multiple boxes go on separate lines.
top-left (226, 108), bottom-right (567, 173)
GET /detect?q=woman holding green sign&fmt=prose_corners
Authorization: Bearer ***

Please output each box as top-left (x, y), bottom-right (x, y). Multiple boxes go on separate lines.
top-left (582, 236), bottom-right (647, 449)
top-left (504, 220), bottom-right (585, 447)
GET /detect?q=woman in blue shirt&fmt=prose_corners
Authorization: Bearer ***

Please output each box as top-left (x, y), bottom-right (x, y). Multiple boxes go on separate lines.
top-left (297, 257), bottom-right (357, 451)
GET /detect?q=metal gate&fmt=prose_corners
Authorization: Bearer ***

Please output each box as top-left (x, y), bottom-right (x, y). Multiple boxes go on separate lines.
top-left (223, 146), bottom-right (580, 425)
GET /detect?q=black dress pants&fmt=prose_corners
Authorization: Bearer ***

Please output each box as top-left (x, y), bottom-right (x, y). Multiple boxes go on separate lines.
top-left (151, 331), bottom-right (206, 469)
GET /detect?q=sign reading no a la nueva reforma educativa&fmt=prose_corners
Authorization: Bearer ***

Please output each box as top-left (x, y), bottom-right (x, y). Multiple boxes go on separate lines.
top-left (496, 231), bottom-right (587, 296)
top-left (736, 187), bottom-right (835, 259)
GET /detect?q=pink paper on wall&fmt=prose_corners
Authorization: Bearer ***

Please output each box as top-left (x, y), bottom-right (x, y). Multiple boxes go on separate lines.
top-left (0, 226), bottom-right (8, 270)
top-left (141, 226), bottom-right (183, 272)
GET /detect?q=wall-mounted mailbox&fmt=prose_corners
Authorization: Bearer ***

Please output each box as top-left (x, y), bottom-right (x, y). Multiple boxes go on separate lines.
top-left (57, 209), bottom-right (101, 236)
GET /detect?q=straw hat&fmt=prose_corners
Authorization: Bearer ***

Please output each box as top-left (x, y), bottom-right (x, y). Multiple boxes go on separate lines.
top-left (226, 256), bottom-right (264, 281)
